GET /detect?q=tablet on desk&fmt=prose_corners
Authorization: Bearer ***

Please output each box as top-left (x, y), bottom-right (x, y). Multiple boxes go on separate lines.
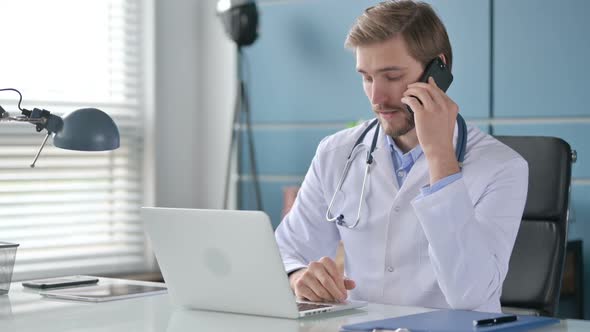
top-left (40, 283), bottom-right (167, 302)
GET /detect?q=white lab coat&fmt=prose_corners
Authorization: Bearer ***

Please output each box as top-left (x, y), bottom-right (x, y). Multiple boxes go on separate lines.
top-left (275, 120), bottom-right (528, 313)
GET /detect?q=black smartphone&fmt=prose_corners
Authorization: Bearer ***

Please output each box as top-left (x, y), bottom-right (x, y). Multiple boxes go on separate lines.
top-left (406, 57), bottom-right (453, 113)
top-left (22, 276), bottom-right (99, 289)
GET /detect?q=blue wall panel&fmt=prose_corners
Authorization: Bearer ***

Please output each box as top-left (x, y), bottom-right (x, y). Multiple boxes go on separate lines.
top-left (240, 180), bottom-right (301, 229)
top-left (493, 123), bottom-right (589, 178)
top-left (244, 0), bottom-right (374, 124)
top-left (429, 0), bottom-right (490, 119)
top-left (239, 127), bottom-right (339, 175)
top-left (474, 123), bottom-right (490, 134)
top-left (494, 0), bottom-right (590, 118)
top-left (246, 0), bottom-right (491, 123)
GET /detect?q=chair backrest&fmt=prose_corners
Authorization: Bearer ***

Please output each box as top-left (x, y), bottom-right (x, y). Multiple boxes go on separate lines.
top-left (496, 136), bottom-right (573, 317)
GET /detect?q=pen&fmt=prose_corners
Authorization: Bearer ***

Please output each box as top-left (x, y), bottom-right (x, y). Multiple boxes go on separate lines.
top-left (473, 314), bottom-right (517, 327)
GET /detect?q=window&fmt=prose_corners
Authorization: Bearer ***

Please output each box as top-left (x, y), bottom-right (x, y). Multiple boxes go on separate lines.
top-left (0, 0), bottom-right (153, 280)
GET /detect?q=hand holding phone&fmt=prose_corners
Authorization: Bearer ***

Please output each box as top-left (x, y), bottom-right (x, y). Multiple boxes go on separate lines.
top-left (401, 56), bottom-right (461, 184)
top-left (406, 57), bottom-right (453, 113)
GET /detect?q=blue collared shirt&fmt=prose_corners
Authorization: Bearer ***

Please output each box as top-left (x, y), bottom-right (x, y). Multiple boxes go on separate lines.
top-left (386, 135), bottom-right (462, 196)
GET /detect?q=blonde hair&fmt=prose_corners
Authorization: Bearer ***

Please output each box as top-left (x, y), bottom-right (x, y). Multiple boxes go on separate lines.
top-left (345, 0), bottom-right (453, 71)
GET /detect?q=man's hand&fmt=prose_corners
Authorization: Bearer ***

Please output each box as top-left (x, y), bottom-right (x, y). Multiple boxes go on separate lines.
top-left (402, 76), bottom-right (460, 184)
top-left (288, 257), bottom-right (356, 302)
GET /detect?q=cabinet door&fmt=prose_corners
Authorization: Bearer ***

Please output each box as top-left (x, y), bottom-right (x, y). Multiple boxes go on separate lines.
top-left (245, 0), bottom-right (374, 124)
top-left (494, 0), bottom-right (590, 118)
top-left (246, 0), bottom-right (491, 123)
top-left (429, 0), bottom-right (491, 120)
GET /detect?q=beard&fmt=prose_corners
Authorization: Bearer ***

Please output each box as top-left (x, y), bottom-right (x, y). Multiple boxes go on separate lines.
top-left (373, 104), bottom-right (416, 138)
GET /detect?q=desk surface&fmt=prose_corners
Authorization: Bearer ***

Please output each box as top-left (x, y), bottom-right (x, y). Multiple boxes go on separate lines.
top-left (1, 278), bottom-right (588, 331)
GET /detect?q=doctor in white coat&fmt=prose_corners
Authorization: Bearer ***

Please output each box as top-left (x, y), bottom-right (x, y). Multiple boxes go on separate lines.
top-left (275, 0), bottom-right (528, 313)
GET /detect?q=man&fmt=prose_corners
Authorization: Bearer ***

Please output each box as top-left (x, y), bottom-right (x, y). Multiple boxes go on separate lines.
top-left (274, 0), bottom-right (528, 313)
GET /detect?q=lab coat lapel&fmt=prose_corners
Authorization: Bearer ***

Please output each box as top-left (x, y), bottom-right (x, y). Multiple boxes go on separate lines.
top-left (397, 155), bottom-right (429, 198)
top-left (364, 124), bottom-right (398, 193)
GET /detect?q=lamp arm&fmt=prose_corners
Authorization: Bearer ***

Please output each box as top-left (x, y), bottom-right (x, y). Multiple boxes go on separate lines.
top-left (1, 108), bottom-right (63, 134)
top-left (30, 132), bottom-right (52, 168)
top-left (0, 113), bottom-right (52, 168)
top-left (1, 115), bottom-right (47, 124)
top-left (0, 88), bottom-right (62, 131)
top-left (1, 88), bottom-right (66, 167)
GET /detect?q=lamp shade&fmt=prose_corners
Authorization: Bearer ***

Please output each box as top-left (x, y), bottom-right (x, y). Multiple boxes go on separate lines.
top-left (53, 108), bottom-right (120, 151)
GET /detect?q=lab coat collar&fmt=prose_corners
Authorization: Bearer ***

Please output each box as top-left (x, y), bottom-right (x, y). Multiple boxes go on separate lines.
top-left (363, 117), bottom-right (459, 156)
top-left (362, 118), bottom-right (460, 195)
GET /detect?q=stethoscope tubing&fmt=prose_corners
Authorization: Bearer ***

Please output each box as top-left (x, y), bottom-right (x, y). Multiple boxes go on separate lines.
top-left (326, 115), bottom-right (467, 229)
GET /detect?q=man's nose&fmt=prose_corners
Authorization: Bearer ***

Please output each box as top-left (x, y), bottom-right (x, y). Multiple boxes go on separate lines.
top-left (370, 82), bottom-right (387, 105)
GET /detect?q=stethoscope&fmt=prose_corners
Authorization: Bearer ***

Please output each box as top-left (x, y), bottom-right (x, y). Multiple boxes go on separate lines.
top-left (325, 114), bottom-right (467, 229)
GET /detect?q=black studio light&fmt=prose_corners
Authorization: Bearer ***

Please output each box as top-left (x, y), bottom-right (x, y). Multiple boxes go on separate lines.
top-left (217, 0), bottom-right (259, 48)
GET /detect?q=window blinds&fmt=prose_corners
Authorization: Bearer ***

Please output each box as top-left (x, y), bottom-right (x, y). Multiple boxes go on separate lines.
top-left (0, 0), bottom-right (151, 281)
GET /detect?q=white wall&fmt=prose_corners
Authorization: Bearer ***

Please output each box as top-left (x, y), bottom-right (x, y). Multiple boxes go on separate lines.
top-left (155, 0), bottom-right (236, 208)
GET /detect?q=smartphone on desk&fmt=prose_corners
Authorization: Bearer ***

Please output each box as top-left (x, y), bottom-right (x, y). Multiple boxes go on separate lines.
top-left (406, 56), bottom-right (453, 113)
top-left (22, 275), bottom-right (99, 289)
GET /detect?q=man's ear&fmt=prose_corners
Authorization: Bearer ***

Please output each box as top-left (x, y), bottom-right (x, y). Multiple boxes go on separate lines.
top-left (438, 54), bottom-right (447, 65)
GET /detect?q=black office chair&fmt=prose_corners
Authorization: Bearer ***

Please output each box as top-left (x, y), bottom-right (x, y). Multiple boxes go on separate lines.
top-left (496, 136), bottom-right (574, 317)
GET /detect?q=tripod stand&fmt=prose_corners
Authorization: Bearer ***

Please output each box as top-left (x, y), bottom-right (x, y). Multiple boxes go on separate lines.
top-left (223, 48), bottom-right (263, 210)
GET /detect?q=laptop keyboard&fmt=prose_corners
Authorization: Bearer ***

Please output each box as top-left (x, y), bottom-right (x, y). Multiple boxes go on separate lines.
top-left (297, 302), bottom-right (332, 312)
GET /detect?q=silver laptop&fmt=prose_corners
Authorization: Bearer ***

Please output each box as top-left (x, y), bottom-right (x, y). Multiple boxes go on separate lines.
top-left (141, 207), bottom-right (366, 319)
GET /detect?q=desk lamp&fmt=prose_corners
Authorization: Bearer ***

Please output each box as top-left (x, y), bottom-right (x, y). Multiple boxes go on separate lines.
top-left (0, 88), bottom-right (120, 167)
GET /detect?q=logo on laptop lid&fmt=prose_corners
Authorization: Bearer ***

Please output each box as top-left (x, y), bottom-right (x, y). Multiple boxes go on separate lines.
top-left (203, 247), bottom-right (232, 277)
